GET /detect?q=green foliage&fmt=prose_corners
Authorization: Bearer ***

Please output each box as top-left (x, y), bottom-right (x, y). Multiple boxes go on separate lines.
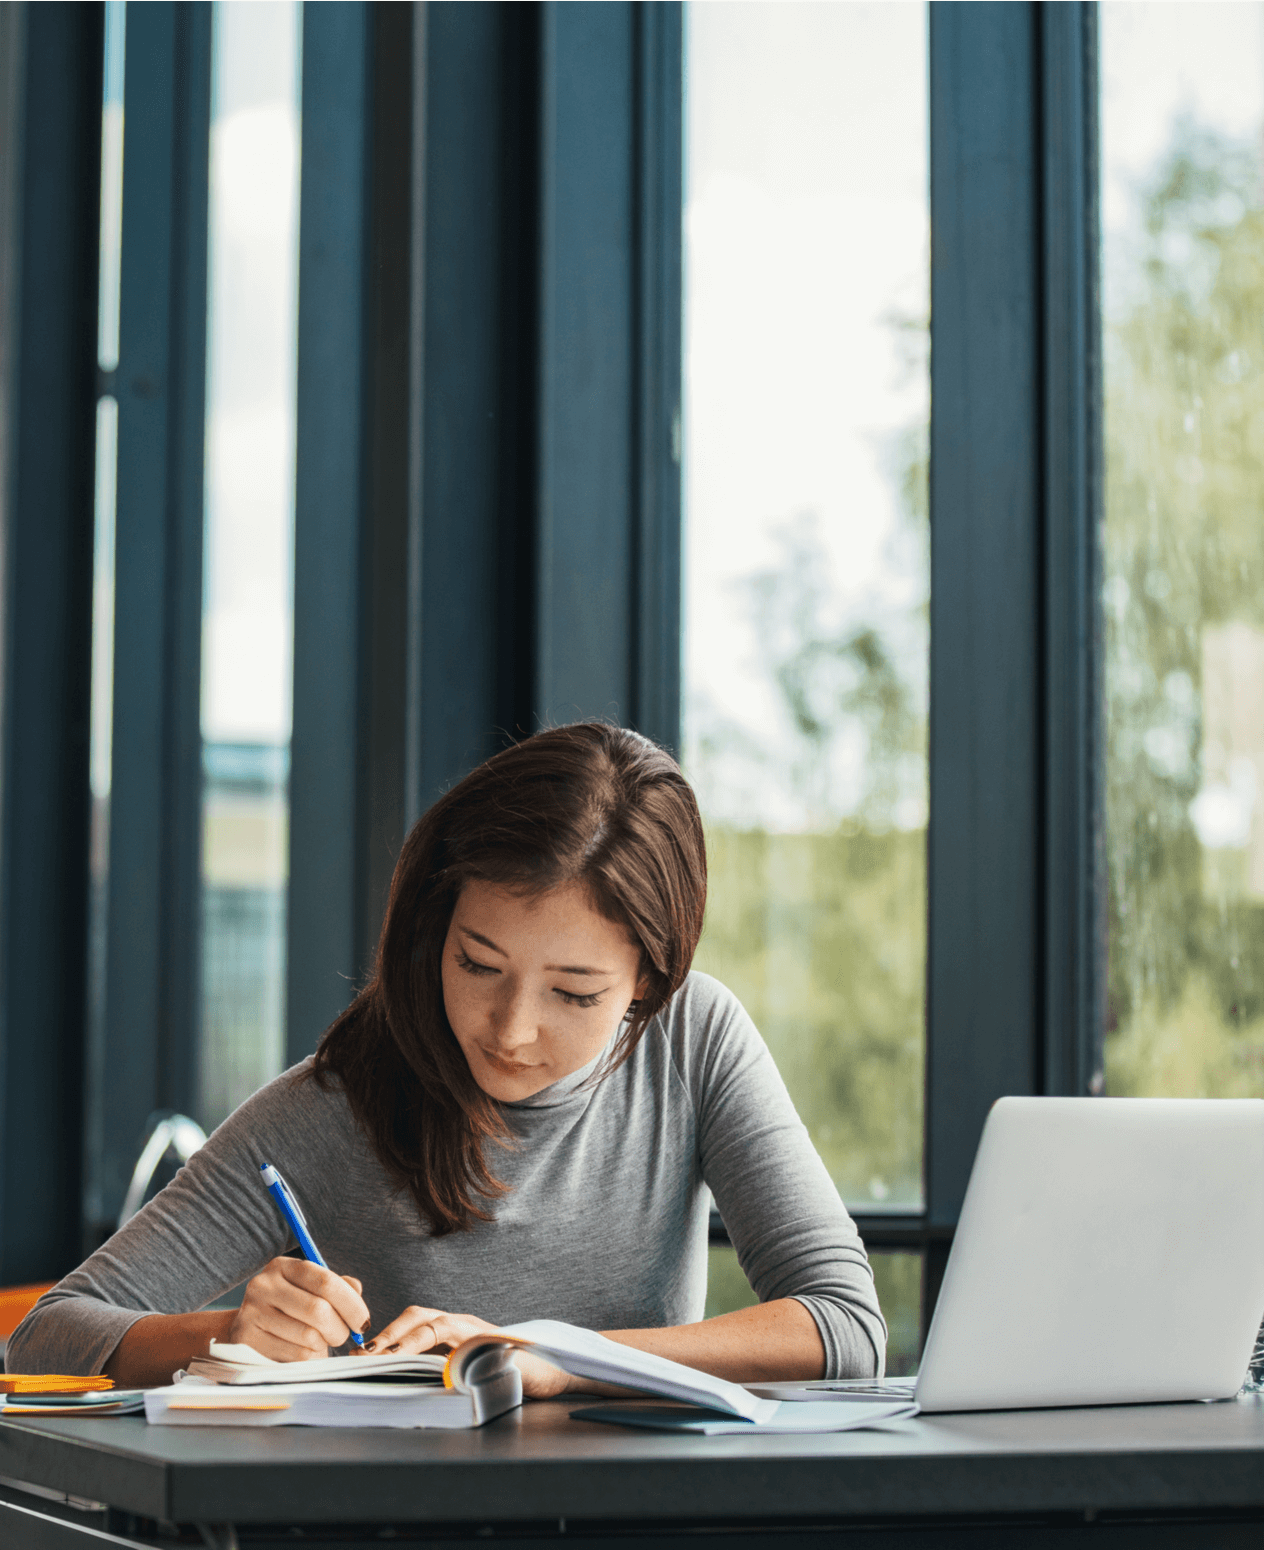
top-left (743, 516), bottom-right (926, 828)
top-left (1104, 121), bottom-right (1264, 1091)
top-left (704, 1245), bottom-right (921, 1376)
top-left (872, 1251), bottom-right (921, 1377)
top-left (705, 1246), bottom-right (759, 1320)
top-left (697, 825), bottom-right (924, 1205)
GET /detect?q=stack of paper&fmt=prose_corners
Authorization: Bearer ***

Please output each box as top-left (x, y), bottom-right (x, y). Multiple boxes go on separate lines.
top-left (146, 1381), bottom-right (479, 1429)
top-left (3, 1390), bottom-right (144, 1418)
top-left (148, 1340), bottom-right (513, 1429)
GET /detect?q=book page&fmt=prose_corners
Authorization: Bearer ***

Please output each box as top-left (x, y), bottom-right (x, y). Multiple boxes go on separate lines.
top-left (449, 1320), bottom-right (779, 1423)
top-left (191, 1341), bottom-right (446, 1386)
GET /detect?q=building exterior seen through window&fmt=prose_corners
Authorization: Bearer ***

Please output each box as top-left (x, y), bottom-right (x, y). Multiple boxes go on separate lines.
top-left (683, 2), bottom-right (928, 1372)
top-left (199, 0), bottom-right (301, 1130)
top-left (1101, 2), bottom-right (1264, 1102)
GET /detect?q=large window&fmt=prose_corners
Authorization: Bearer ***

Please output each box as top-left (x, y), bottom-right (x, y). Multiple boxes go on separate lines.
top-left (1101, 2), bottom-right (1264, 1099)
top-left (684, 1), bottom-right (928, 1373)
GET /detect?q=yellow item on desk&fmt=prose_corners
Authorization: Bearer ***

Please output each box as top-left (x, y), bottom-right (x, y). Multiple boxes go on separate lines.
top-left (166, 1399), bottom-right (291, 1412)
top-left (0, 1375), bottom-right (113, 1395)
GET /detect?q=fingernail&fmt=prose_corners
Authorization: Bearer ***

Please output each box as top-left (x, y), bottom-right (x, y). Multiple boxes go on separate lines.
top-left (364, 1341), bottom-right (377, 1352)
top-left (386, 1343), bottom-right (401, 1353)
top-left (360, 1319), bottom-right (371, 1334)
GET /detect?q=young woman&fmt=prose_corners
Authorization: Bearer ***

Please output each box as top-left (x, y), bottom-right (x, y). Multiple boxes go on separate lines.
top-left (9, 724), bottom-right (886, 1391)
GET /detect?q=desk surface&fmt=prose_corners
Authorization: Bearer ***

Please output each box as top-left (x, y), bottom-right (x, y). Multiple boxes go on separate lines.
top-left (3, 1395), bottom-right (1264, 1527)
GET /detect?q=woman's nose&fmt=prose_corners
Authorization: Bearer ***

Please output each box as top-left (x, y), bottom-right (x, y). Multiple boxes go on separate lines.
top-left (489, 985), bottom-right (538, 1050)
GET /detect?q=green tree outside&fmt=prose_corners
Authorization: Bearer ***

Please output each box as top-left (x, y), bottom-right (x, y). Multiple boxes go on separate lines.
top-left (1103, 122), bottom-right (1264, 1095)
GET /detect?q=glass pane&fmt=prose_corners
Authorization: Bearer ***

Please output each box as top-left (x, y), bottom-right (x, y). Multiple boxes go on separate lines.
top-left (85, 0), bottom-right (125, 1234)
top-left (704, 1245), bottom-right (758, 1320)
top-left (704, 1245), bottom-right (921, 1376)
top-left (871, 1252), bottom-right (921, 1377)
top-left (1101, 4), bottom-right (1264, 1096)
top-left (199, 1), bottom-right (300, 1130)
top-left (683, 3), bottom-right (929, 1208)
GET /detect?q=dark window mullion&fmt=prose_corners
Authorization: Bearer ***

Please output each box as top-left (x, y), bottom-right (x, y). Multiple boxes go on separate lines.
top-left (1039, 0), bottom-right (1105, 1102)
top-left (0, 2), bottom-right (103, 1280)
top-left (924, 0), bottom-right (1103, 1338)
top-left (94, 0), bottom-right (210, 1234)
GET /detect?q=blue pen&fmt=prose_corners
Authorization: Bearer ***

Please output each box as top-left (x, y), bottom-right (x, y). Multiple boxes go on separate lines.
top-left (259, 1162), bottom-right (366, 1348)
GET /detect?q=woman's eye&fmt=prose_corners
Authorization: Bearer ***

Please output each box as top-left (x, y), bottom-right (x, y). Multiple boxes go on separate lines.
top-left (555, 988), bottom-right (604, 1009)
top-left (456, 951), bottom-right (498, 978)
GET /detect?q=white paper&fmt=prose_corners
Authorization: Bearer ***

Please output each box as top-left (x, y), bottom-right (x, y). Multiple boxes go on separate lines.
top-left (451, 1321), bottom-right (778, 1423)
top-left (146, 1381), bottom-right (477, 1429)
top-left (190, 1341), bottom-right (446, 1386)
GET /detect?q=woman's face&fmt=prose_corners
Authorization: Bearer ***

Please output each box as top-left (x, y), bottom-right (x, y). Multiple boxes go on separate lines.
top-left (442, 879), bottom-right (648, 1102)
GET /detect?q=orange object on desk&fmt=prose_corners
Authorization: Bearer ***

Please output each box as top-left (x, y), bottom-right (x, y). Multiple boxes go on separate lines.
top-left (0, 1375), bottom-right (113, 1394)
top-left (0, 1282), bottom-right (53, 1341)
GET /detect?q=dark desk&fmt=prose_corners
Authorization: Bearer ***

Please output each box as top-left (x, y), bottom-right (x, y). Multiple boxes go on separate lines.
top-left (4, 1396), bottom-right (1264, 1549)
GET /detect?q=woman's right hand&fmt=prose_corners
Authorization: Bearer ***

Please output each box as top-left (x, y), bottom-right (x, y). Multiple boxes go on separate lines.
top-left (227, 1257), bottom-right (370, 1360)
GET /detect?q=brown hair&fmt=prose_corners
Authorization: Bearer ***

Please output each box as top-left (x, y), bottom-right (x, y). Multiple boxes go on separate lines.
top-left (309, 723), bottom-right (707, 1235)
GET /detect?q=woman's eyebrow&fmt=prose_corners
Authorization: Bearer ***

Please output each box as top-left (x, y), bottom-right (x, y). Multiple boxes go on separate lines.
top-left (460, 926), bottom-right (610, 977)
top-left (461, 928), bottom-right (508, 957)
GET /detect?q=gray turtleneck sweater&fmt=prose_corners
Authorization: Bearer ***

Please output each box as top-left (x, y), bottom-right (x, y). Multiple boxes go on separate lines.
top-left (8, 972), bottom-right (886, 1379)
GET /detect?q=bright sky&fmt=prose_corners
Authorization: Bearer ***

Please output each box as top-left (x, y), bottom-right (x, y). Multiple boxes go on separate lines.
top-left (683, 1), bottom-right (928, 826)
top-left (1100, 1), bottom-right (1264, 316)
top-left (201, 0), bottom-right (300, 743)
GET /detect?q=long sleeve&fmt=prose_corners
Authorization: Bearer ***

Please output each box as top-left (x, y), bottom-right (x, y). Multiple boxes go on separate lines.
top-left (6, 1062), bottom-right (346, 1376)
top-left (675, 974), bottom-right (888, 1378)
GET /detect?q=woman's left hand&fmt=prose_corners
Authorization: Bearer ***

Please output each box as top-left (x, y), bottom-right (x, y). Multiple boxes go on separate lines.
top-left (364, 1306), bottom-right (572, 1398)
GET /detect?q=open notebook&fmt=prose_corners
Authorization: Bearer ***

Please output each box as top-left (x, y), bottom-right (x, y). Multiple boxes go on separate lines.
top-left (148, 1322), bottom-right (916, 1432)
top-left (182, 1342), bottom-right (447, 1385)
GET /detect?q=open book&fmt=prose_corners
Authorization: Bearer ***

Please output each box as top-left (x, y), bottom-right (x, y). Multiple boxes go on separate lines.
top-left (183, 1327), bottom-right (775, 1420)
top-left (148, 1340), bottom-right (515, 1429)
top-left (146, 1322), bottom-right (915, 1433)
top-left (447, 1321), bottom-right (918, 1431)
top-left (184, 1341), bottom-right (447, 1385)
top-left (447, 1320), bottom-right (782, 1423)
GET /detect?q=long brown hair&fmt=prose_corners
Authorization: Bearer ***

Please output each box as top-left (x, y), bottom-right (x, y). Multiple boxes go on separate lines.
top-left (310, 723), bottom-right (707, 1235)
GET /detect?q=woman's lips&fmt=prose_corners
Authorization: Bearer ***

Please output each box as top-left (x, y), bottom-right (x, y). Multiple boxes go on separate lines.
top-left (480, 1048), bottom-right (542, 1075)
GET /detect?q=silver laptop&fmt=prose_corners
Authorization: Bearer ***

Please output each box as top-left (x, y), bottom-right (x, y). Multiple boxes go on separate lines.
top-left (758, 1097), bottom-right (1264, 1412)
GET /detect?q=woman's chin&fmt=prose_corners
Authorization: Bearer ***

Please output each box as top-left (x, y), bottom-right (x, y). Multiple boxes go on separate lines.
top-left (473, 1054), bottom-right (556, 1102)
